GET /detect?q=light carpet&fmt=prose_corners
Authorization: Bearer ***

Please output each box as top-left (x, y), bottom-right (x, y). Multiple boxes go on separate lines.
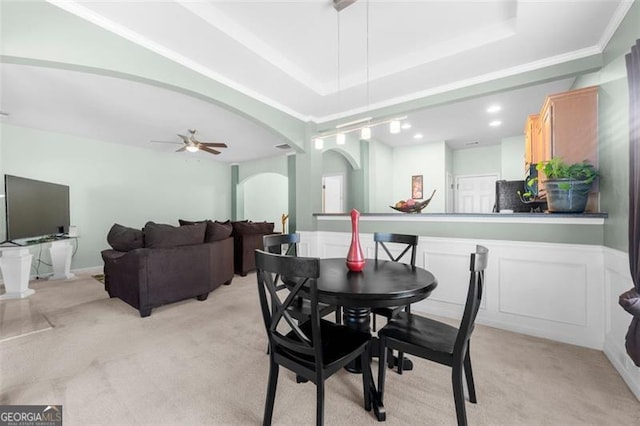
top-left (1, 273), bottom-right (639, 425)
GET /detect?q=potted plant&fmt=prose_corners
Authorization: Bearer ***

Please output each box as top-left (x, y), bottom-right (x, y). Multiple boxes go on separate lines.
top-left (516, 176), bottom-right (548, 212)
top-left (536, 157), bottom-right (598, 213)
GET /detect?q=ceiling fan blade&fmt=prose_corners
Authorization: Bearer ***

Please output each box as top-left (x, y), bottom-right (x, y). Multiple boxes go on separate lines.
top-left (199, 145), bottom-right (221, 155)
top-left (199, 142), bottom-right (227, 148)
top-left (177, 134), bottom-right (190, 143)
top-left (176, 146), bottom-right (187, 152)
top-left (150, 140), bottom-right (182, 145)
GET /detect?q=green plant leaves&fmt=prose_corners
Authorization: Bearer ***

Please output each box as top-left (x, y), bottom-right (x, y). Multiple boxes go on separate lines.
top-left (536, 157), bottom-right (598, 184)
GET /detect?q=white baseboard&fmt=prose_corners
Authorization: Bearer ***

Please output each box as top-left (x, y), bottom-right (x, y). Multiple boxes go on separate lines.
top-left (71, 265), bottom-right (104, 276)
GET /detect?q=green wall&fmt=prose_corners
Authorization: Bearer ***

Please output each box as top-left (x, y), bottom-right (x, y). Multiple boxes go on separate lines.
top-left (369, 139), bottom-right (394, 212)
top-left (501, 136), bottom-right (526, 180)
top-left (316, 218), bottom-right (604, 246)
top-left (392, 142), bottom-right (447, 212)
top-left (0, 124), bottom-right (231, 270)
top-left (572, 0), bottom-right (640, 252)
top-left (453, 145), bottom-right (502, 178)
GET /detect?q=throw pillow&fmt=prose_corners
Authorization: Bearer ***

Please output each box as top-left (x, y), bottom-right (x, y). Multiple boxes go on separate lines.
top-left (179, 219), bottom-right (233, 242)
top-left (232, 220), bottom-right (275, 235)
top-left (178, 219), bottom-right (202, 226)
top-left (107, 223), bottom-right (144, 252)
top-left (144, 221), bottom-right (206, 248)
top-left (208, 220), bottom-right (233, 242)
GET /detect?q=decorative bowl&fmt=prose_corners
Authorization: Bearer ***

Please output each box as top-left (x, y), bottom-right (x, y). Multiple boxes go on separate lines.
top-left (389, 198), bottom-right (432, 213)
top-left (389, 190), bottom-right (436, 213)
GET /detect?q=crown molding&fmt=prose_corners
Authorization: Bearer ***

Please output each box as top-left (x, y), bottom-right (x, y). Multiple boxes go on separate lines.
top-left (311, 45), bottom-right (603, 124)
top-left (176, 0), bottom-right (330, 96)
top-left (45, 0), bottom-right (310, 122)
top-left (597, 0), bottom-right (635, 51)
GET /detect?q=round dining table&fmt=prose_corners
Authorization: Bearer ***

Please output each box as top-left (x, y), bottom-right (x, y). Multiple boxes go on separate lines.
top-left (315, 258), bottom-right (437, 329)
top-left (312, 258), bottom-right (438, 421)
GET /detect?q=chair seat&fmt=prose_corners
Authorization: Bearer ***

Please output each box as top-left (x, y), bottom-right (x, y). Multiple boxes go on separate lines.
top-left (378, 311), bottom-right (458, 355)
top-left (280, 319), bottom-right (370, 367)
top-left (371, 305), bottom-right (404, 320)
top-left (286, 299), bottom-right (337, 323)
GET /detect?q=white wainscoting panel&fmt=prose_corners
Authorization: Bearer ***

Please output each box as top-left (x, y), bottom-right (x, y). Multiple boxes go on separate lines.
top-left (498, 258), bottom-right (587, 326)
top-left (603, 247), bottom-right (640, 400)
top-left (295, 232), bottom-right (640, 400)
top-left (300, 231), bottom-right (604, 350)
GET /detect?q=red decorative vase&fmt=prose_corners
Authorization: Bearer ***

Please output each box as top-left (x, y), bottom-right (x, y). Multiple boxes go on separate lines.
top-left (346, 209), bottom-right (366, 272)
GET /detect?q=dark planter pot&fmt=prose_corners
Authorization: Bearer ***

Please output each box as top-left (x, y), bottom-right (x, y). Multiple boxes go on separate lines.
top-left (544, 179), bottom-right (592, 213)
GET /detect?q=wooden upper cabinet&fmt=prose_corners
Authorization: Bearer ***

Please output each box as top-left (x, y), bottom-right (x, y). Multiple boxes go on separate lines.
top-left (524, 114), bottom-right (539, 169)
top-left (538, 86), bottom-right (598, 167)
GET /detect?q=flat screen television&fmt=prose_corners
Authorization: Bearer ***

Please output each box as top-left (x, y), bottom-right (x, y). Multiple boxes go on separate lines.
top-left (4, 175), bottom-right (70, 241)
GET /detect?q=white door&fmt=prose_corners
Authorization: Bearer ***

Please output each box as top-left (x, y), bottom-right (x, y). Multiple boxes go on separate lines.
top-left (446, 172), bottom-right (454, 213)
top-left (322, 174), bottom-right (344, 213)
top-left (455, 174), bottom-right (498, 213)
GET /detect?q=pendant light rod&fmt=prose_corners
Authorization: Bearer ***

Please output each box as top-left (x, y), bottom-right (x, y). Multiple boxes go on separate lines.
top-left (336, 117), bottom-right (373, 129)
top-left (315, 115), bottom-right (407, 139)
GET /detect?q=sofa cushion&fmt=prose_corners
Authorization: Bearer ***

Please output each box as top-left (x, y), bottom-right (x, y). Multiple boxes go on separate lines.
top-left (144, 221), bottom-right (206, 248)
top-left (179, 219), bottom-right (233, 242)
top-left (107, 223), bottom-right (144, 252)
top-left (232, 220), bottom-right (275, 236)
top-left (210, 220), bottom-right (233, 242)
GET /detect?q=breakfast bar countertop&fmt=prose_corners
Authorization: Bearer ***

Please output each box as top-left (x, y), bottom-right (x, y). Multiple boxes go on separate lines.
top-left (314, 212), bottom-right (608, 225)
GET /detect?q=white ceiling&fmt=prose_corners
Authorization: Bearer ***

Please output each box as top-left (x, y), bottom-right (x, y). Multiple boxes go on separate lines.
top-left (0, 0), bottom-right (633, 162)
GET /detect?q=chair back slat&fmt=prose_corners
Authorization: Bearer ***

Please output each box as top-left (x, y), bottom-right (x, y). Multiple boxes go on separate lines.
top-left (374, 232), bottom-right (418, 266)
top-left (264, 233), bottom-right (299, 256)
top-left (256, 250), bottom-right (323, 365)
top-left (263, 234), bottom-right (300, 291)
top-left (454, 245), bottom-right (489, 354)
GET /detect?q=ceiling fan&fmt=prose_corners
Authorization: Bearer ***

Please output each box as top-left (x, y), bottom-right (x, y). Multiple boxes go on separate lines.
top-left (151, 129), bottom-right (227, 155)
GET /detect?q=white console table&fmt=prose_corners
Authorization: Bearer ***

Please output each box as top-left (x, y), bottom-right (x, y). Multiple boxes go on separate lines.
top-left (0, 238), bottom-right (76, 300)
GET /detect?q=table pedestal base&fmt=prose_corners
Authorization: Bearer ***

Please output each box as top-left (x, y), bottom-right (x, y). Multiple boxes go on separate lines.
top-left (343, 306), bottom-right (371, 373)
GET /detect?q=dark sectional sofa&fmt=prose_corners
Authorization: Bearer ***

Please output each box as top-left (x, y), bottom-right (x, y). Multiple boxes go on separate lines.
top-left (231, 220), bottom-right (277, 276)
top-left (101, 220), bottom-right (234, 317)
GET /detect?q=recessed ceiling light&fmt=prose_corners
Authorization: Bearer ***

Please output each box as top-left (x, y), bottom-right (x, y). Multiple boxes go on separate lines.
top-left (414, 133), bottom-right (423, 139)
top-left (487, 105), bottom-right (501, 113)
top-left (401, 123), bottom-right (412, 130)
top-left (489, 120), bottom-right (502, 127)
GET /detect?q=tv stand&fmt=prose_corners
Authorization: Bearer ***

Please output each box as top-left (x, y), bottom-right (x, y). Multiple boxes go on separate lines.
top-left (0, 238), bottom-right (76, 299)
top-left (0, 247), bottom-right (34, 299)
top-left (48, 239), bottom-right (75, 280)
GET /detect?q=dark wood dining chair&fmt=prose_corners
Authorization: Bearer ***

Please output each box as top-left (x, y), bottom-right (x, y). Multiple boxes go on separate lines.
top-left (262, 233), bottom-right (340, 324)
top-left (372, 232), bottom-right (418, 373)
top-left (255, 250), bottom-right (373, 426)
top-left (377, 245), bottom-right (489, 426)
